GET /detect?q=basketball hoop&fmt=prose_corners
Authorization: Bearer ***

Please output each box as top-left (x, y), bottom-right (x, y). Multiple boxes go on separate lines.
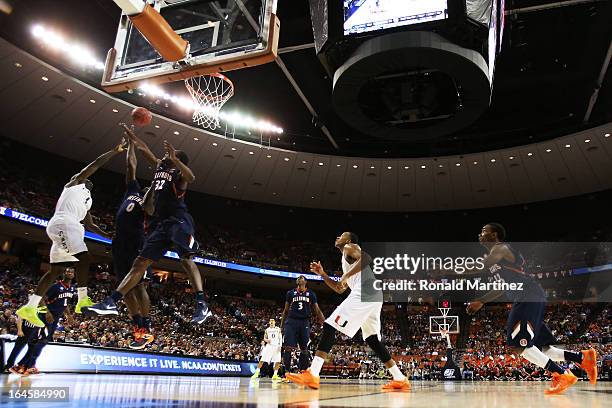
top-left (185, 73), bottom-right (234, 130)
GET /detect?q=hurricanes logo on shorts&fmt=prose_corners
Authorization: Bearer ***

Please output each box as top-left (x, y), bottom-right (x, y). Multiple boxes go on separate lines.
top-left (335, 315), bottom-right (348, 328)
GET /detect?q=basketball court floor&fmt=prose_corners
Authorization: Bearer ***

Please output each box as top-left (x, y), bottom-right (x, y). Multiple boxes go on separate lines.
top-left (1, 374), bottom-right (610, 407)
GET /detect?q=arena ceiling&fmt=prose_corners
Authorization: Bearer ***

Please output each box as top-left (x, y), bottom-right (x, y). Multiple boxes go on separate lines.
top-left (0, 0), bottom-right (610, 158)
top-left (1, 37), bottom-right (611, 212)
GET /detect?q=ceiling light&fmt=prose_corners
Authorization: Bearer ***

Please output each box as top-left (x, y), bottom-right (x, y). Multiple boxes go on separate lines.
top-left (89, 99), bottom-right (95, 104)
top-left (212, 142), bottom-right (218, 146)
top-left (421, 165), bottom-right (426, 169)
top-left (154, 125), bottom-right (160, 129)
top-left (66, 88), bottom-right (72, 93)
top-left (370, 165), bottom-right (375, 169)
top-left (455, 163), bottom-right (461, 167)
top-left (266, 155), bottom-right (272, 158)
top-left (387, 166), bottom-right (392, 170)
top-left (231, 147), bottom-right (236, 151)
top-left (301, 160), bottom-right (307, 164)
top-left (353, 165), bottom-right (358, 169)
top-left (336, 164), bottom-right (341, 167)
top-left (248, 151), bottom-right (254, 155)
top-left (112, 108), bottom-right (118, 113)
top-left (605, 133), bottom-right (610, 138)
top-left (490, 158), bottom-right (496, 163)
top-left (173, 131), bottom-right (180, 135)
top-left (564, 144), bottom-right (571, 148)
top-left (584, 139), bottom-right (590, 143)
top-left (473, 161), bottom-right (478, 165)
top-left (318, 162), bottom-right (324, 166)
top-left (31, 24), bottom-right (105, 70)
top-left (527, 152), bottom-right (533, 156)
top-left (438, 164), bottom-right (443, 168)
top-left (284, 157), bottom-right (290, 161)
top-left (193, 137), bottom-right (199, 141)
top-left (546, 148), bottom-right (552, 153)
top-left (509, 156), bottom-right (515, 160)
top-left (41, 76), bottom-right (49, 81)
top-left (404, 166), bottom-right (409, 169)
top-left (14, 62), bottom-right (22, 68)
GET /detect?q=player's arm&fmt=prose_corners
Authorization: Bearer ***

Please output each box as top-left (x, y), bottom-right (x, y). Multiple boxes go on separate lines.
top-left (310, 261), bottom-right (347, 294)
top-left (312, 302), bottom-right (325, 323)
top-left (83, 211), bottom-right (110, 239)
top-left (339, 245), bottom-right (372, 286)
top-left (142, 186), bottom-right (155, 216)
top-left (280, 301), bottom-right (289, 329)
top-left (66, 139), bottom-right (126, 187)
top-left (126, 137), bottom-right (137, 185)
top-left (16, 317), bottom-right (24, 337)
top-left (121, 124), bottom-right (160, 167)
top-left (466, 245), bottom-right (512, 314)
top-left (164, 140), bottom-right (195, 183)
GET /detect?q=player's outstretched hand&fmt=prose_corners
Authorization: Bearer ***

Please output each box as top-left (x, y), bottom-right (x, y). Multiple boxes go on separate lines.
top-left (114, 137), bottom-right (128, 153)
top-left (310, 261), bottom-right (324, 276)
top-left (163, 140), bottom-right (178, 161)
top-left (466, 301), bottom-right (483, 315)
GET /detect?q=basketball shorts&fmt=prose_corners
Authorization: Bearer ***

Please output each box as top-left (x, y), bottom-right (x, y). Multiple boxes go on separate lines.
top-left (325, 293), bottom-right (382, 340)
top-left (260, 344), bottom-right (282, 363)
top-left (112, 236), bottom-right (151, 281)
top-left (46, 216), bottom-right (87, 264)
top-left (140, 213), bottom-right (199, 262)
top-left (506, 301), bottom-right (555, 348)
top-left (283, 318), bottom-right (310, 349)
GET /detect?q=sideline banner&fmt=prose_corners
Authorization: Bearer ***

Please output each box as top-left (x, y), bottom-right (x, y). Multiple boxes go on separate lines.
top-left (1, 341), bottom-right (257, 376)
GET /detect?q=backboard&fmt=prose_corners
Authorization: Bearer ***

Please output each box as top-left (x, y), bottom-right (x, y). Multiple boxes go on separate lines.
top-left (102, 0), bottom-right (279, 92)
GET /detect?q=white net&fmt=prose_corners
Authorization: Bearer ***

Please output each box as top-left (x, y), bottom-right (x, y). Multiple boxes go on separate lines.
top-left (185, 73), bottom-right (234, 130)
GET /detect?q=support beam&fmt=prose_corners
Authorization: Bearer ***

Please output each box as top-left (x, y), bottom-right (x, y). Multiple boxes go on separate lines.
top-left (279, 43), bottom-right (316, 54)
top-left (505, 0), bottom-right (606, 15)
top-left (275, 56), bottom-right (339, 150)
top-left (583, 39), bottom-right (612, 123)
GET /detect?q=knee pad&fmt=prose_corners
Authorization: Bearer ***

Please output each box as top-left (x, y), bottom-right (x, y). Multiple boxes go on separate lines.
top-left (365, 335), bottom-right (391, 363)
top-left (317, 323), bottom-right (336, 354)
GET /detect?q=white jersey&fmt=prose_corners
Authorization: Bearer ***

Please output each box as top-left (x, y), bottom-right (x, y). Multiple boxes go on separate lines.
top-left (53, 184), bottom-right (92, 222)
top-left (265, 327), bottom-right (282, 347)
top-left (341, 249), bottom-right (361, 293)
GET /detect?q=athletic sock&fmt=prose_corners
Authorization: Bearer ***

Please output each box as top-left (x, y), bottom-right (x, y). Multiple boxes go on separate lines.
top-left (77, 287), bottom-right (88, 302)
top-left (110, 290), bottom-right (123, 303)
top-left (544, 359), bottom-right (566, 375)
top-left (132, 315), bottom-right (143, 328)
top-left (542, 345), bottom-right (583, 364)
top-left (27, 294), bottom-right (42, 308)
top-left (310, 356), bottom-right (324, 377)
top-left (564, 350), bottom-right (584, 364)
top-left (195, 291), bottom-right (205, 305)
top-left (388, 364), bottom-right (406, 381)
top-left (522, 346), bottom-right (565, 374)
top-left (283, 351), bottom-right (292, 372)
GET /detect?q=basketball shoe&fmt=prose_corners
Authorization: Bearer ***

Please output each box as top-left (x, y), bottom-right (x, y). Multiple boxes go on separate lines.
top-left (382, 378), bottom-right (411, 391)
top-left (75, 297), bottom-right (94, 314)
top-left (579, 348), bottom-right (597, 384)
top-left (16, 306), bottom-right (44, 327)
top-left (544, 370), bottom-right (578, 395)
top-left (286, 369), bottom-right (320, 389)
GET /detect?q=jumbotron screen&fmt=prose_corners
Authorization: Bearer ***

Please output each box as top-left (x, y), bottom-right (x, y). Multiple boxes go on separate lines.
top-left (343, 0), bottom-right (449, 35)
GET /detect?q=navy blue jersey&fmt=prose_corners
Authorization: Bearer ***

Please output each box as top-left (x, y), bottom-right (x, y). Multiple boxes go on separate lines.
top-left (45, 281), bottom-right (76, 316)
top-left (488, 243), bottom-right (545, 302)
top-left (151, 161), bottom-right (188, 219)
top-left (115, 180), bottom-right (145, 240)
top-left (286, 288), bottom-right (317, 320)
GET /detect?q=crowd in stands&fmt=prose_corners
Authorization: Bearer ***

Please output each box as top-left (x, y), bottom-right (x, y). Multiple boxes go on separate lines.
top-left (1, 259), bottom-right (610, 381)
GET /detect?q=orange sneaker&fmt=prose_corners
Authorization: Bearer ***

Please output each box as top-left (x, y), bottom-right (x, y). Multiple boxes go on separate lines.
top-left (382, 378), bottom-right (411, 391)
top-left (579, 348), bottom-right (597, 385)
top-left (544, 370), bottom-right (578, 395)
top-left (285, 369), bottom-right (320, 389)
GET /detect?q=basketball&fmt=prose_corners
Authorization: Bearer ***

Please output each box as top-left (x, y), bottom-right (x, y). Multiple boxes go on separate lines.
top-left (131, 107), bottom-right (152, 127)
